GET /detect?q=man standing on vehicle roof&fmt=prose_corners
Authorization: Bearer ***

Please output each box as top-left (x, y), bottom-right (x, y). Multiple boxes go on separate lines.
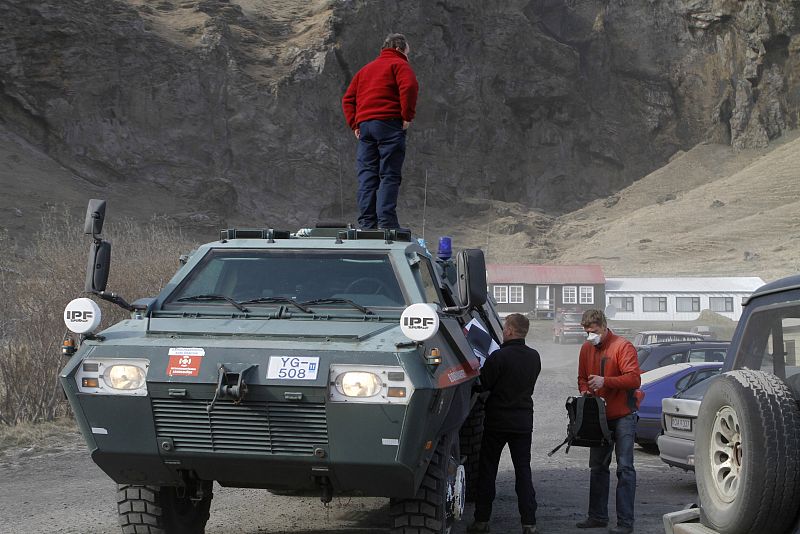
top-left (468, 313), bottom-right (541, 534)
top-left (341, 33), bottom-right (419, 231)
top-left (576, 309), bottom-right (641, 534)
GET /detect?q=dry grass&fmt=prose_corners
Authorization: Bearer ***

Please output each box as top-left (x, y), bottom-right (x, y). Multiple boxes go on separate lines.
top-left (0, 207), bottom-right (197, 425)
top-left (0, 416), bottom-right (79, 450)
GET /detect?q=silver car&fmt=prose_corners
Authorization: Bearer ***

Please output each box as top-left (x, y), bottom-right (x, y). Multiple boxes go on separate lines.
top-left (633, 330), bottom-right (704, 345)
top-left (657, 376), bottom-right (717, 470)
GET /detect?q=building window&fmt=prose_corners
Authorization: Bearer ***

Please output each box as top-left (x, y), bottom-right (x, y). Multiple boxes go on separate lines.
top-left (676, 297), bottom-right (700, 312)
top-left (709, 297), bottom-right (734, 313)
top-left (563, 286), bottom-right (577, 304)
top-left (509, 285), bottom-right (524, 304)
top-left (608, 296), bottom-right (633, 312)
top-left (579, 286), bottom-right (594, 304)
top-left (493, 285), bottom-right (508, 303)
top-left (643, 296), bottom-right (667, 312)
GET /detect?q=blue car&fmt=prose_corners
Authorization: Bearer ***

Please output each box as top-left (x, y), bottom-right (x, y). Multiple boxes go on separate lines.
top-left (635, 362), bottom-right (723, 447)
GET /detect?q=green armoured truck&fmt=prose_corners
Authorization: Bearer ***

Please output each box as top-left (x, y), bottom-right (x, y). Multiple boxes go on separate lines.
top-left (61, 200), bottom-right (501, 534)
top-left (664, 274), bottom-right (800, 534)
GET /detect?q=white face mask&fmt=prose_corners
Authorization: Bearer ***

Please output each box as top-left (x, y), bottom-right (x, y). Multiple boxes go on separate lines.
top-left (586, 332), bottom-right (602, 346)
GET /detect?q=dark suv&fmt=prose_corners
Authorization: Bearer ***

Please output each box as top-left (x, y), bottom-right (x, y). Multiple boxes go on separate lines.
top-left (637, 340), bottom-right (729, 372)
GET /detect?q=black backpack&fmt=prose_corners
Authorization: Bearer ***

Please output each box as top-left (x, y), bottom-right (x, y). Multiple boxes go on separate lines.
top-left (548, 394), bottom-right (613, 456)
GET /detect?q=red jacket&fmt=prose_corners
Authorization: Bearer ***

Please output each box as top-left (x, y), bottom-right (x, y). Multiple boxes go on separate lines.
top-left (578, 330), bottom-right (642, 420)
top-left (342, 49), bottom-right (419, 130)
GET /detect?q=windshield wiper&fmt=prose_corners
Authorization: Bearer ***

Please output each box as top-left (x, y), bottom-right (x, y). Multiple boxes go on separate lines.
top-left (176, 294), bottom-right (249, 313)
top-left (239, 296), bottom-right (313, 314)
top-left (301, 298), bottom-right (374, 315)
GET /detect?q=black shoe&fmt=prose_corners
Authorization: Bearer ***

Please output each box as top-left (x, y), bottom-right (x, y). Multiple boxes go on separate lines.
top-left (522, 524), bottom-right (539, 534)
top-left (608, 526), bottom-right (633, 534)
top-left (576, 517), bottom-right (608, 528)
top-left (466, 521), bottom-right (490, 533)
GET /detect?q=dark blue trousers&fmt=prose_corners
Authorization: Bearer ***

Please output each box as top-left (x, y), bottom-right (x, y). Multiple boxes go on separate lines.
top-left (588, 413), bottom-right (637, 528)
top-left (474, 429), bottom-right (537, 525)
top-left (356, 119), bottom-right (406, 229)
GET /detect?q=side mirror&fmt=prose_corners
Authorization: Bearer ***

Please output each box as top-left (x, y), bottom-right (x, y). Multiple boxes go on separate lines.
top-left (84, 199), bottom-right (107, 236)
top-left (85, 240), bottom-right (111, 293)
top-left (456, 249), bottom-right (487, 309)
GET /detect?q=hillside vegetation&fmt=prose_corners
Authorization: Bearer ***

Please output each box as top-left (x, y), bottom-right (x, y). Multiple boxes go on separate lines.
top-left (421, 129), bottom-right (800, 282)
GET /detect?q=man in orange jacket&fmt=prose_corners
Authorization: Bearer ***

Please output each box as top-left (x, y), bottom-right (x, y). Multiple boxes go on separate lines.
top-left (576, 309), bottom-right (641, 534)
top-left (342, 33), bottom-right (419, 230)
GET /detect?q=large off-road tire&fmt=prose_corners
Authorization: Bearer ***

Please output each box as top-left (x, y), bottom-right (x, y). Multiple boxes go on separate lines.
top-left (117, 482), bottom-right (213, 534)
top-left (460, 396), bottom-right (485, 502)
top-left (390, 432), bottom-right (463, 534)
top-left (695, 370), bottom-right (800, 534)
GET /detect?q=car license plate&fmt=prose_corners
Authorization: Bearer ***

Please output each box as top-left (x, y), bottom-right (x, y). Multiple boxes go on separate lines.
top-left (267, 356), bottom-right (319, 380)
top-left (671, 416), bottom-right (692, 431)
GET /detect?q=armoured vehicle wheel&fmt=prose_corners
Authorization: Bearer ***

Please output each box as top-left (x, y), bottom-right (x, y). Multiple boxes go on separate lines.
top-left (695, 370), bottom-right (800, 534)
top-left (117, 482), bottom-right (213, 534)
top-left (460, 396), bottom-right (485, 502)
top-left (390, 432), bottom-right (462, 533)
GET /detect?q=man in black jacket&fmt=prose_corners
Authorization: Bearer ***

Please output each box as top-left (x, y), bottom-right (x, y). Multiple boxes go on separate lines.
top-left (468, 313), bottom-right (542, 534)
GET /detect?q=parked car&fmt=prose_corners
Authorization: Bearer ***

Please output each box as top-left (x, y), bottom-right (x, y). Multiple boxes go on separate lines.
top-left (636, 340), bottom-right (729, 372)
top-left (553, 309), bottom-right (585, 344)
top-left (633, 330), bottom-right (704, 346)
top-left (657, 375), bottom-right (718, 470)
top-left (636, 362), bottom-right (723, 448)
top-left (690, 325), bottom-right (717, 340)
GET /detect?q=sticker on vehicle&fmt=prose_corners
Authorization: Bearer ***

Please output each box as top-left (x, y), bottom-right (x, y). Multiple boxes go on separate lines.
top-left (167, 348), bottom-right (204, 377)
top-left (267, 356), bottom-right (320, 380)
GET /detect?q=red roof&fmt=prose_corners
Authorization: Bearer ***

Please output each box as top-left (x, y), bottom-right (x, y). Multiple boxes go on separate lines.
top-left (487, 264), bottom-right (606, 285)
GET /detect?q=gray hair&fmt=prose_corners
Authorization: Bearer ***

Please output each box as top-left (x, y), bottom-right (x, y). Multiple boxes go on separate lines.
top-left (382, 33), bottom-right (408, 51)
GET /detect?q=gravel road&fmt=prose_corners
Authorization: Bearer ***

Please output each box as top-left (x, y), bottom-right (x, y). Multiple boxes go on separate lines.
top-left (0, 328), bottom-right (697, 533)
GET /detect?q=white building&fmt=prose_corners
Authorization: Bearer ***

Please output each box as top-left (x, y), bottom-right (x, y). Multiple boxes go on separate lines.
top-left (605, 277), bottom-right (765, 322)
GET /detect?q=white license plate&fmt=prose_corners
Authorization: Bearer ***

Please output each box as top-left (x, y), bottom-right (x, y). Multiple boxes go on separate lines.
top-left (267, 356), bottom-right (319, 380)
top-left (671, 416), bottom-right (692, 431)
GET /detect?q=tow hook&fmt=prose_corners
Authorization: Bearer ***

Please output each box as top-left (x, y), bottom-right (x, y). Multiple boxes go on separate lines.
top-left (177, 471), bottom-right (205, 503)
top-left (208, 364), bottom-right (257, 412)
top-left (318, 477), bottom-right (333, 504)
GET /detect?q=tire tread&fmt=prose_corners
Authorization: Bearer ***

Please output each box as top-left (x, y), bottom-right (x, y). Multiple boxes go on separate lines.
top-left (696, 370), bottom-right (800, 534)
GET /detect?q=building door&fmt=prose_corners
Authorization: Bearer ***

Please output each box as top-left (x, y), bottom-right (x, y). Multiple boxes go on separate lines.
top-left (536, 286), bottom-right (551, 311)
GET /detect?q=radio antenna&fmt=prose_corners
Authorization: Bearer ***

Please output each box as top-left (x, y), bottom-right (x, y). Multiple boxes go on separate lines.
top-left (422, 169), bottom-right (429, 241)
top-left (338, 155), bottom-right (344, 220)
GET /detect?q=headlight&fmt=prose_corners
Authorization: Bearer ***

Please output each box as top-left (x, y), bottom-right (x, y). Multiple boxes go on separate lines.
top-left (76, 358), bottom-right (149, 396)
top-left (335, 372), bottom-right (382, 397)
top-left (103, 365), bottom-right (147, 390)
top-left (329, 365), bottom-right (414, 404)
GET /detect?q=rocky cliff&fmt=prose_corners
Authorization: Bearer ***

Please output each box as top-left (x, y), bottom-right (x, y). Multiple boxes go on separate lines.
top-left (1, 0), bottom-right (798, 229)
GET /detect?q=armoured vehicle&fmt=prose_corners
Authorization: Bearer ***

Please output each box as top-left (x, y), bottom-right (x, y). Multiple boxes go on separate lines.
top-left (664, 274), bottom-right (800, 534)
top-left (61, 200), bottom-right (502, 534)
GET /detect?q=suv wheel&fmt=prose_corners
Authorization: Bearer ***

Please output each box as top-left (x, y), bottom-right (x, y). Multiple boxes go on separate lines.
top-left (117, 482), bottom-right (213, 534)
top-left (695, 370), bottom-right (800, 534)
top-left (390, 432), bottom-right (461, 533)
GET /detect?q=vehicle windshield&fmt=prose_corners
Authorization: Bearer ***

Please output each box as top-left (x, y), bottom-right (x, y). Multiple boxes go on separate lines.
top-left (165, 250), bottom-right (406, 309)
top-left (637, 347), bottom-right (651, 364)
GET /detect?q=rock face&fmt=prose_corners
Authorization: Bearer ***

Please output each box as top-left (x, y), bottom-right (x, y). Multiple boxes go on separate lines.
top-left (0, 0), bottom-right (798, 226)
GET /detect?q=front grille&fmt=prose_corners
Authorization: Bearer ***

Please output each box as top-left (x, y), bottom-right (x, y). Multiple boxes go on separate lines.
top-left (152, 398), bottom-right (328, 455)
